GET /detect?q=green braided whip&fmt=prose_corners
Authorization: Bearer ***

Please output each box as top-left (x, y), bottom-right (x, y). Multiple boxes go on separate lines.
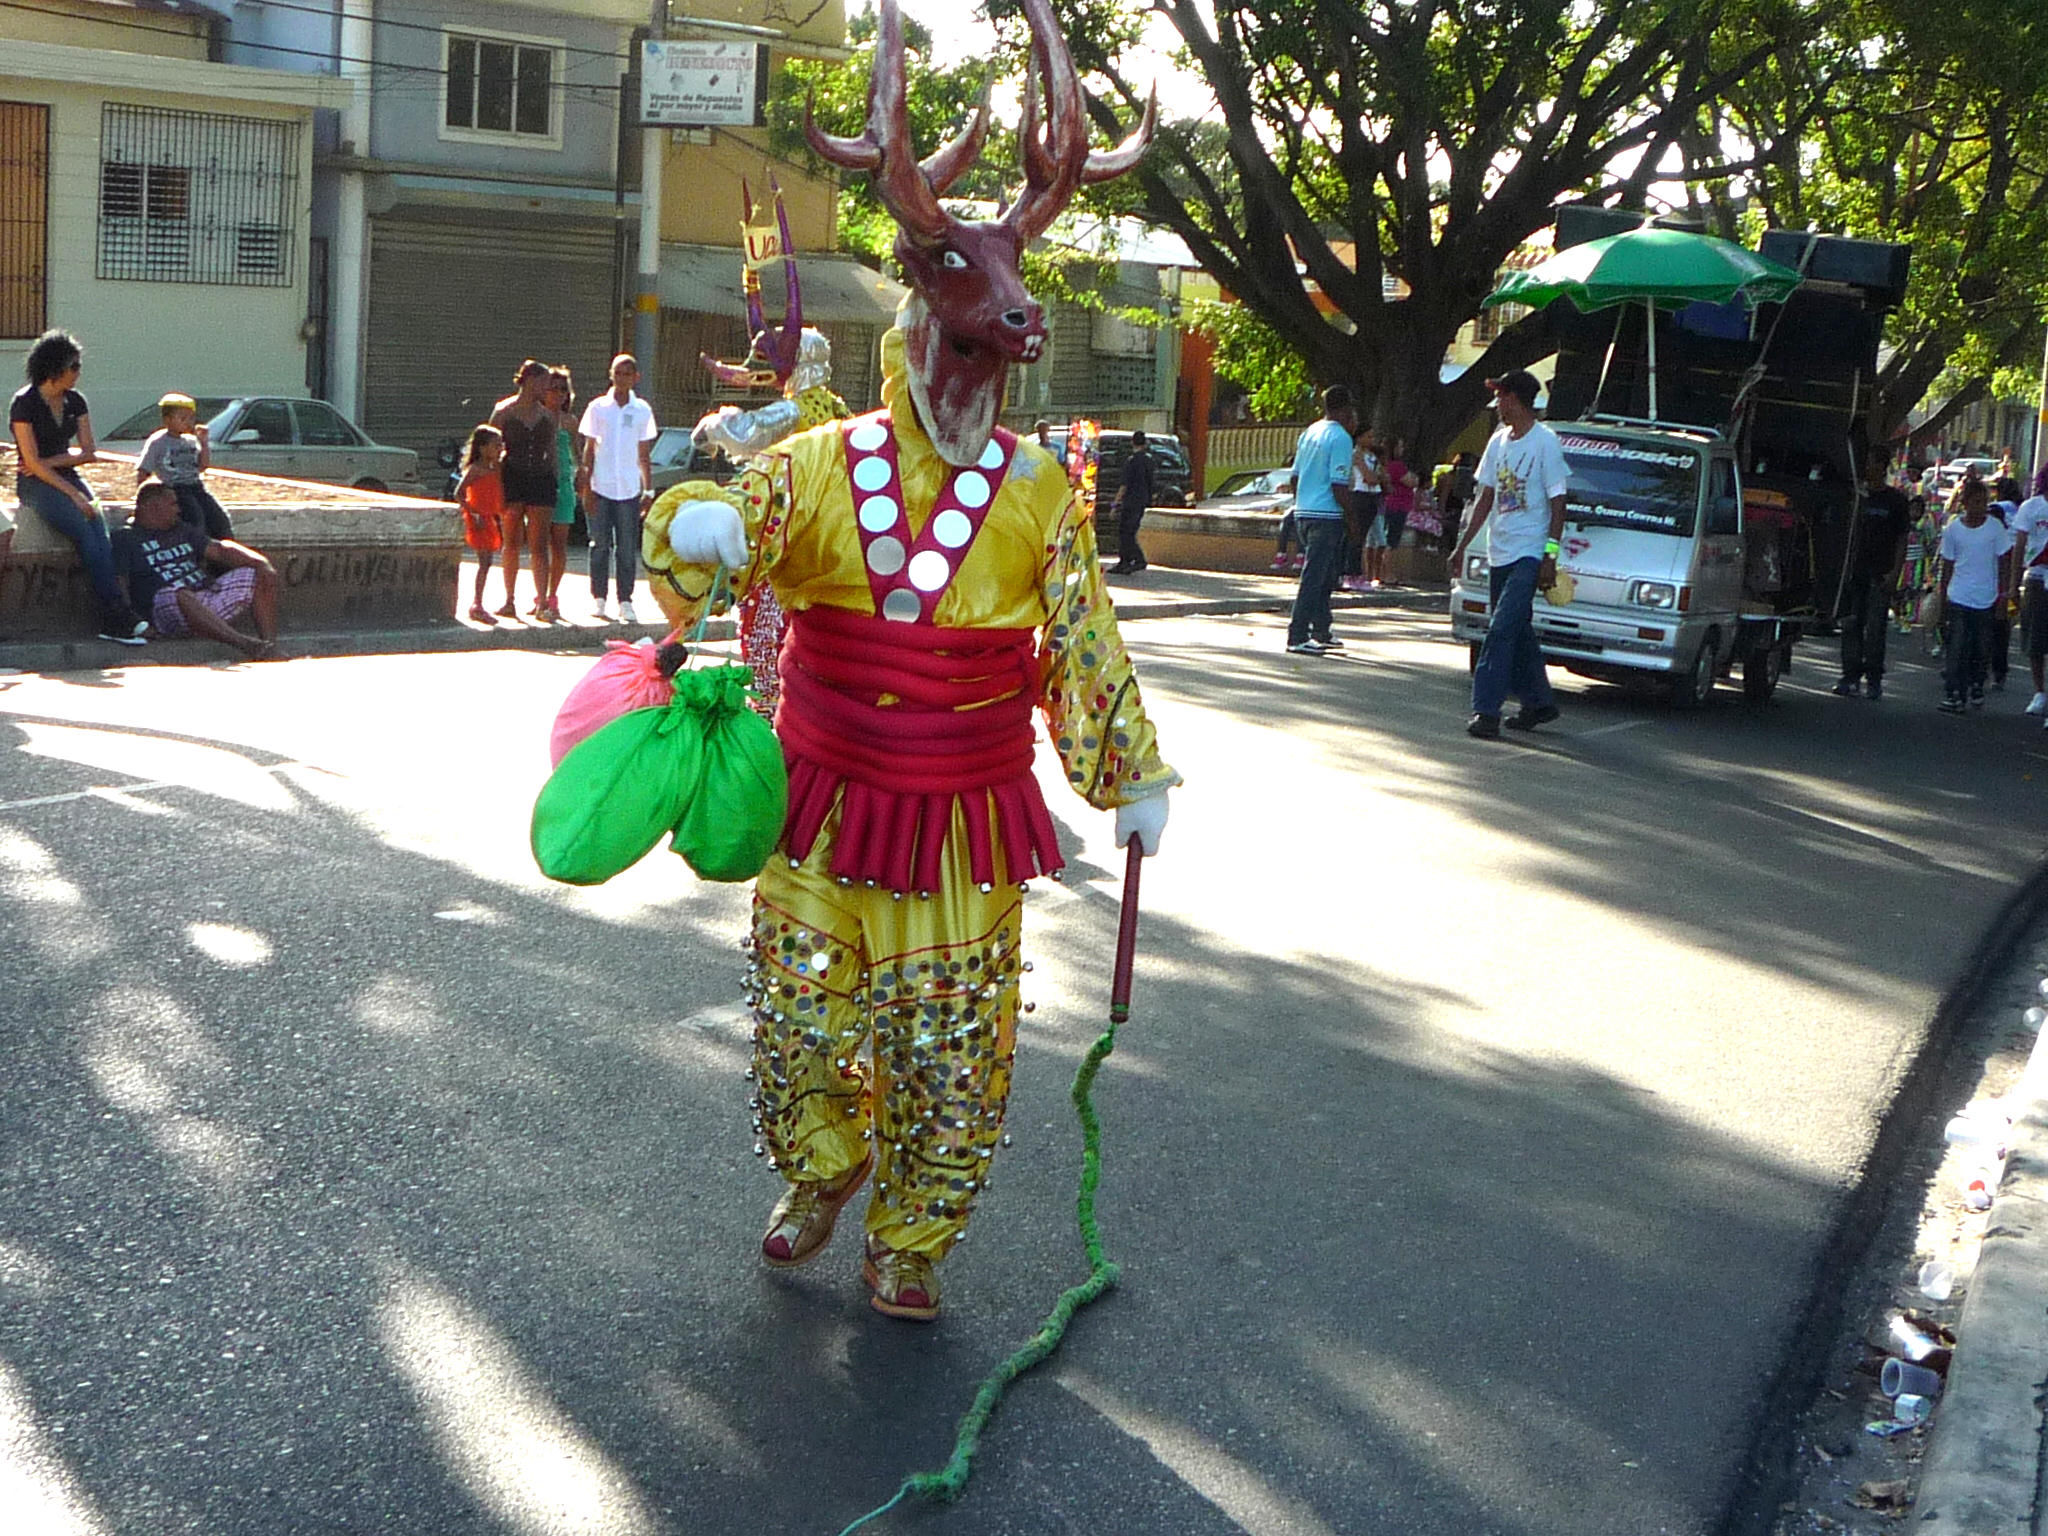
top-left (833, 1021), bottom-right (1124, 1535)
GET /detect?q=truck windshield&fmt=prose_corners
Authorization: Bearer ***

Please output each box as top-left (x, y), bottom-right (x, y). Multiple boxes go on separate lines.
top-left (1556, 434), bottom-right (1702, 537)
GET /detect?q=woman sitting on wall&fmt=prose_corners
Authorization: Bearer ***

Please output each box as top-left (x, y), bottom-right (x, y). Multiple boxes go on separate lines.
top-left (8, 329), bottom-right (148, 645)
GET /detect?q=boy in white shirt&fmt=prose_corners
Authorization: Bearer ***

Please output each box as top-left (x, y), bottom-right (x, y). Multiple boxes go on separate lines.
top-left (577, 354), bottom-right (658, 624)
top-left (1937, 477), bottom-right (2014, 712)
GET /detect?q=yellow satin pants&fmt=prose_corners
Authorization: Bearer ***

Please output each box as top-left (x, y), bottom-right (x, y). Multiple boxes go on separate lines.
top-left (745, 801), bottom-right (1024, 1258)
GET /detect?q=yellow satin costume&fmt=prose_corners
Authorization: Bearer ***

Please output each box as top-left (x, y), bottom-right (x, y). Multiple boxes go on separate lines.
top-left (644, 328), bottom-right (1177, 1258)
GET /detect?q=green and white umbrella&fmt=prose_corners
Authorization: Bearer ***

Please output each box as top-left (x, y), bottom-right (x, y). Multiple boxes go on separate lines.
top-left (1483, 227), bottom-right (1805, 418)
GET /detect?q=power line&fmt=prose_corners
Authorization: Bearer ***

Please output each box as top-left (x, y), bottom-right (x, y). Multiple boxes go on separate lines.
top-left (0, 0), bottom-right (636, 92)
top-left (227, 0), bottom-right (636, 68)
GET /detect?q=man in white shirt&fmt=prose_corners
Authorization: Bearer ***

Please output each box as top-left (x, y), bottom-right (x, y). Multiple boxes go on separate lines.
top-left (578, 354), bottom-right (659, 623)
top-left (1448, 370), bottom-right (1572, 738)
top-left (2007, 468), bottom-right (2048, 719)
top-left (1937, 476), bottom-right (2014, 712)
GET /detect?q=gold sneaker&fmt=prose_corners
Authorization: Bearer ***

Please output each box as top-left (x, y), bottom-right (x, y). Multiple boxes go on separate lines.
top-left (862, 1236), bottom-right (940, 1322)
top-left (760, 1153), bottom-right (872, 1269)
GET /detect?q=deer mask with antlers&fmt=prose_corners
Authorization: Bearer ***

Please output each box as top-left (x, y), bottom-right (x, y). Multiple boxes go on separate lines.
top-left (806, 0), bottom-right (1154, 466)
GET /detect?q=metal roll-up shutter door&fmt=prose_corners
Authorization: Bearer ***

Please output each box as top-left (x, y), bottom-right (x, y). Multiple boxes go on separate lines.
top-left (363, 215), bottom-right (618, 462)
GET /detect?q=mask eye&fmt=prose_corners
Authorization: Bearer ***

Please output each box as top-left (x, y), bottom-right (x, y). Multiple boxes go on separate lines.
top-left (940, 248), bottom-right (969, 270)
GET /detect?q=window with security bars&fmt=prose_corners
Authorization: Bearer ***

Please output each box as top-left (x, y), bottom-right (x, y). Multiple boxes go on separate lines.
top-left (444, 32), bottom-right (556, 139)
top-left (1089, 350), bottom-right (1159, 408)
top-left (98, 105), bottom-right (299, 286)
top-left (0, 101), bottom-right (49, 337)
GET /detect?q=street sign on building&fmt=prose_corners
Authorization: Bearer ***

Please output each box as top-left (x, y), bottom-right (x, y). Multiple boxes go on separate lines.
top-left (640, 41), bottom-right (769, 127)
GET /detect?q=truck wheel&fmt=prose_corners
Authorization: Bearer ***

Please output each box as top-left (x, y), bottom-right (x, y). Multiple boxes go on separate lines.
top-left (1674, 634), bottom-right (1718, 709)
top-left (1743, 642), bottom-right (1784, 703)
top-left (353, 477), bottom-right (388, 494)
top-left (1468, 642), bottom-right (1482, 673)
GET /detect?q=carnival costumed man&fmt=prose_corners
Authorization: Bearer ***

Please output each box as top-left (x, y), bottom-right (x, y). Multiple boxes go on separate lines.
top-left (641, 0), bottom-right (1172, 1322)
top-left (694, 182), bottom-right (851, 717)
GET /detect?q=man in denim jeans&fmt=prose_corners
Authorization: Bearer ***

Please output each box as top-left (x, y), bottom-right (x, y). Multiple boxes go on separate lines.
top-left (1449, 370), bottom-right (1571, 738)
top-left (577, 354), bottom-right (658, 625)
top-left (1284, 386), bottom-right (1361, 655)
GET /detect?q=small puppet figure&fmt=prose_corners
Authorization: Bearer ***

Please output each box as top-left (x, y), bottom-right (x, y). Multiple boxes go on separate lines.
top-left (693, 181), bottom-right (852, 715)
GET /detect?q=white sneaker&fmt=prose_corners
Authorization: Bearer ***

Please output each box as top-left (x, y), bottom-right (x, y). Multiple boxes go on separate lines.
top-left (2027, 691), bottom-right (2047, 716)
top-left (618, 600), bottom-right (639, 625)
top-left (592, 599), bottom-right (613, 622)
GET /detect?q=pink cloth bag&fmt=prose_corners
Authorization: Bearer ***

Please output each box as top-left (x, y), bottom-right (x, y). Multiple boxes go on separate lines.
top-left (549, 638), bottom-right (684, 766)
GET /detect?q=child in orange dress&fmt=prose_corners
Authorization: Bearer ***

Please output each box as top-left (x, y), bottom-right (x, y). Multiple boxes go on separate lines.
top-left (455, 424), bottom-right (506, 624)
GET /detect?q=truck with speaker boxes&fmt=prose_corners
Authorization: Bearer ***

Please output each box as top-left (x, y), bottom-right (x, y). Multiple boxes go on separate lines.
top-left (1448, 204), bottom-right (1910, 705)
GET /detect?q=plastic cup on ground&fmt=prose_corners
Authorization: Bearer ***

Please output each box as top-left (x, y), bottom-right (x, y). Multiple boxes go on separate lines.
top-left (1893, 1393), bottom-right (1934, 1426)
top-left (1882, 1358), bottom-right (1944, 1399)
top-left (1892, 1318), bottom-right (1941, 1368)
top-left (1918, 1260), bottom-right (1955, 1301)
top-left (1945, 1115), bottom-right (2010, 1156)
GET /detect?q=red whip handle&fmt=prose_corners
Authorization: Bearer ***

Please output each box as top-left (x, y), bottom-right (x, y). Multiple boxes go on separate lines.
top-left (1110, 841), bottom-right (1143, 1023)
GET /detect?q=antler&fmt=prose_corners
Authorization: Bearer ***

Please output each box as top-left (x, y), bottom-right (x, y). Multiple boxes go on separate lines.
top-left (1006, 0), bottom-right (1155, 240)
top-left (766, 177), bottom-right (804, 380)
top-left (1082, 87), bottom-right (1157, 184)
top-left (802, 0), bottom-right (950, 242)
top-left (922, 75), bottom-right (991, 196)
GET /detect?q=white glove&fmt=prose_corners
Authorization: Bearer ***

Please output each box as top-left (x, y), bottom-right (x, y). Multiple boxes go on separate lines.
top-left (1113, 789), bottom-right (1170, 857)
top-left (667, 499), bottom-right (748, 569)
top-left (692, 405), bottom-right (740, 446)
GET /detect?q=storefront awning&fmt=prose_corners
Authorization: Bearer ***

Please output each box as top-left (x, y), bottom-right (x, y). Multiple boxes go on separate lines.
top-left (660, 245), bottom-right (908, 326)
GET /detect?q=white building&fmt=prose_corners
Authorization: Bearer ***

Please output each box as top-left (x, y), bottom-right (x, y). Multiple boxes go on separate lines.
top-left (0, 0), bottom-right (352, 432)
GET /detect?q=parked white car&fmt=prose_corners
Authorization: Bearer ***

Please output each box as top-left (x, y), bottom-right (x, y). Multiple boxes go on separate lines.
top-left (102, 397), bottom-right (421, 493)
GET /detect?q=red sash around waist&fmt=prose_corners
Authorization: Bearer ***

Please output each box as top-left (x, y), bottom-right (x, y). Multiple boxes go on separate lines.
top-left (776, 605), bottom-right (1064, 890)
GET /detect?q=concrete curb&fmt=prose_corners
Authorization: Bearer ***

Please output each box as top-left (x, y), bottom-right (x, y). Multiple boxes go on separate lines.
top-left (1912, 1018), bottom-right (2048, 1534)
top-left (1726, 860), bottom-right (2048, 1534)
top-left (0, 586), bottom-right (1446, 674)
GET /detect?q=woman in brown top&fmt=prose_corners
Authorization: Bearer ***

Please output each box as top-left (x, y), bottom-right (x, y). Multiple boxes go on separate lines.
top-left (489, 359), bottom-right (560, 618)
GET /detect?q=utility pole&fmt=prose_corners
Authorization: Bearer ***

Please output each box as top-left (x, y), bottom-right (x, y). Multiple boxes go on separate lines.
top-left (2035, 318), bottom-right (2048, 486)
top-left (331, 0), bottom-right (374, 419)
top-left (633, 0), bottom-right (665, 379)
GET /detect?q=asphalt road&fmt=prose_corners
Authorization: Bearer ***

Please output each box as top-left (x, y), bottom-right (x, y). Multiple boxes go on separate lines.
top-left (1, 611), bottom-right (2044, 1536)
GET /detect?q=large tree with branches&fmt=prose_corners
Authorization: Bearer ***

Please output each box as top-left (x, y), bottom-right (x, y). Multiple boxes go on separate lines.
top-left (968, 0), bottom-right (1820, 460)
top-left (1701, 0), bottom-right (2048, 450)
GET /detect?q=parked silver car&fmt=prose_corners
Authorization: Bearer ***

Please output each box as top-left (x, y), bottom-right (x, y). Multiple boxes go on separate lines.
top-left (648, 425), bottom-right (737, 493)
top-left (1194, 467), bottom-right (1294, 515)
top-left (102, 397), bottom-right (421, 493)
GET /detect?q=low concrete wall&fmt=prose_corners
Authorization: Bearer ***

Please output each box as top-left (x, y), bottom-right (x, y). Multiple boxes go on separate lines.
top-left (1124, 507), bottom-right (1449, 584)
top-left (0, 490), bottom-right (463, 640)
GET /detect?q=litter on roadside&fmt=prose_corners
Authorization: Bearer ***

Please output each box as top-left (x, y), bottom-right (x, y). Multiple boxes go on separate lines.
top-left (1850, 1478), bottom-right (1912, 1509)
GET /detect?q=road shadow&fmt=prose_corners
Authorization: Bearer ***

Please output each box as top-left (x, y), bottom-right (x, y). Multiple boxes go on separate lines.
top-left (0, 707), bottom-right (1841, 1535)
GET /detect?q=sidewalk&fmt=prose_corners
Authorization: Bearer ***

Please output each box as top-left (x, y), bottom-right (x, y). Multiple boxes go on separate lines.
top-left (0, 559), bottom-right (1444, 673)
top-left (1909, 926), bottom-right (2048, 1535)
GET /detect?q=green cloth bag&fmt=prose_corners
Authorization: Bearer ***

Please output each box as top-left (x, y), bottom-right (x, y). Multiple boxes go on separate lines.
top-left (530, 698), bottom-right (706, 886)
top-left (666, 664), bottom-right (789, 882)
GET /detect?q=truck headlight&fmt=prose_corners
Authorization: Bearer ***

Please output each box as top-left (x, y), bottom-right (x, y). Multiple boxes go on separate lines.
top-left (1630, 580), bottom-right (1678, 609)
top-left (1464, 554), bottom-right (1489, 582)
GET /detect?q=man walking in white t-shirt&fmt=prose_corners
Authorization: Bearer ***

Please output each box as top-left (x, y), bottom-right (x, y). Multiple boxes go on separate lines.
top-left (1937, 476), bottom-right (2014, 713)
top-left (578, 354), bottom-right (659, 624)
top-left (1448, 370), bottom-right (1572, 739)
